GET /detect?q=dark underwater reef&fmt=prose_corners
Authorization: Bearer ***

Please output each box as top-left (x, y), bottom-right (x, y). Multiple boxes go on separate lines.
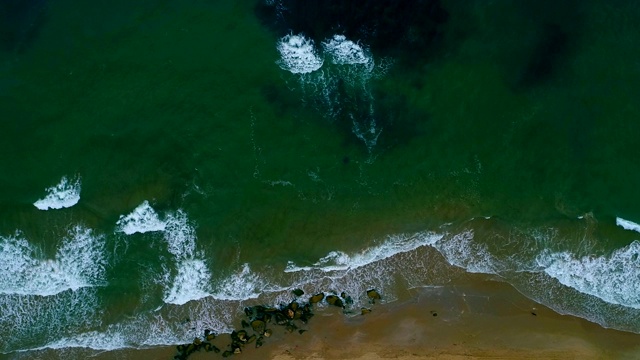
top-left (255, 0), bottom-right (449, 58)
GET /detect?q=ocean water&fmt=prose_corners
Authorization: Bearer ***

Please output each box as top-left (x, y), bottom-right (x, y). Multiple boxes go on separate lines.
top-left (2, 0), bottom-right (640, 356)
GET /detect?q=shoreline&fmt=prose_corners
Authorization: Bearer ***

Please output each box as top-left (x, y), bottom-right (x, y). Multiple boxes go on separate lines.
top-left (19, 275), bottom-right (640, 360)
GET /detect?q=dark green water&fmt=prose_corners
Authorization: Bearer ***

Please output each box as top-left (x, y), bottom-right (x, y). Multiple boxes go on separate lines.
top-left (2, 0), bottom-right (640, 355)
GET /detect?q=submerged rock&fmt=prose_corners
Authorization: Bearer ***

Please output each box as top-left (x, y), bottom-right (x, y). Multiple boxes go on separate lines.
top-left (367, 289), bottom-right (382, 302)
top-left (361, 307), bottom-right (372, 315)
top-left (222, 350), bottom-right (233, 357)
top-left (292, 288), bottom-right (304, 297)
top-left (256, 336), bottom-right (264, 348)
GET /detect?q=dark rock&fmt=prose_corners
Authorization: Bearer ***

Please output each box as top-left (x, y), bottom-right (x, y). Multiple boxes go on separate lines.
top-left (256, 336), bottom-right (264, 348)
top-left (237, 330), bottom-right (247, 342)
top-left (285, 323), bottom-right (297, 333)
top-left (309, 292), bottom-right (325, 304)
top-left (361, 307), bottom-right (372, 315)
top-left (212, 345), bottom-right (221, 353)
top-left (303, 303), bottom-right (312, 314)
top-left (222, 350), bottom-right (233, 357)
top-left (290, 301), bottom-right (299, 311)
top-left (204, 329), bottom-right (211, 336)
top-left (206, 333), bottom-right (215, 342)
top-left (298, 329), bottom-right (307, 334)
top-left (292, 288), bottom-right (304, 297)
top-left (251, 319), bottom-right (266, 334)
top-left (247, 334), bottom-right (257, 344)
top-left (299, 312), bottom-right (313, 324)
top-left (231, 330), bottom-right (248, 343)
top-left (193, 337), bottom-right (201, 346)
top-left (366, 289), bottom-right (382, 301)
top-left (241, 319), bottom-right (250, 328)
top-left (431, 310), bottom-right (438, 317)
top-left (275, 312), bottom-right (288, 325)
top-left (326, 295), bottom-right (344, 308)
top-left (264, 312), bottom-right (272, 323)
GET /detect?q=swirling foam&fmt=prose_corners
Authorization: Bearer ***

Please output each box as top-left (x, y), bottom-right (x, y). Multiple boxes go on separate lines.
top-left (0, 226), bottom-right (107, 296)
top-left (116, 201), bottom-right (166, 235)
top-left (537, 240), bottom-right (640, 309)
top-left (323, 35), bottom-right (373, 68)
top-left (33, 176), bottom-right (81, 210)
top-left (161, 210), bottom-right (212, 305)
top-left (276, 34), bottom-right (324, 74)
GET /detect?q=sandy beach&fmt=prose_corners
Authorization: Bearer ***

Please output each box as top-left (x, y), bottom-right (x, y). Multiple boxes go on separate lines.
top-left (26, 274), bottom-right (636, 360)
top-left (240, 278), bottom-right (640, 360)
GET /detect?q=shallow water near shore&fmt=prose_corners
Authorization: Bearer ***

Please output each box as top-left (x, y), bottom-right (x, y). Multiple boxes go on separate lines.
top-left (2, 0), bottom-right (640, 357)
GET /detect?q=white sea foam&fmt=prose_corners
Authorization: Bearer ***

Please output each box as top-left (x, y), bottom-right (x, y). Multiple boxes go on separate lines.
top-left (276, 34), bottom-right (324, 74)
top-left (0, 226), bottom-right (107, 296)
top-left (163, 259), bottom-right (212, 305)
top-left (537, 240), bottom-right (640, 309)
top-left (163, 210), bottom-right (197, 259)
top-left (212, 263), bottom-right (266, 300)
top-left (160, 210), bottom-right (213, 305)
top-left (285, 231), bottom-right (442, 273)
top-left (433, 230), bottom-right (499, 274)
top-left (616, 217), bottom-right (640, 234)
top-left (323, 35), bottom-right (373, 69)
top-left (33, 176), bottom-right (81, 210)
top-left (116, 201), bottom-right (166, 235)
top-left (1, 287), bottom-right (104, 353)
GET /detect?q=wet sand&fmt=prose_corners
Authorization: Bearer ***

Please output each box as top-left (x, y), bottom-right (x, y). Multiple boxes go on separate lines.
top-left (38, 275), bottom-right (639, 360)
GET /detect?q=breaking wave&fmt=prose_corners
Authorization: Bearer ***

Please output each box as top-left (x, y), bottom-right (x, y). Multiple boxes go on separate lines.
top-left (0, 226), bottom-right (107, 296)
top-left (33, 176), bottom-right (81, 210)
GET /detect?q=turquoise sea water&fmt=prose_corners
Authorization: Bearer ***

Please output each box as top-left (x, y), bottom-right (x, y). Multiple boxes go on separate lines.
top-left (2, 0), bottom-right (640, 356)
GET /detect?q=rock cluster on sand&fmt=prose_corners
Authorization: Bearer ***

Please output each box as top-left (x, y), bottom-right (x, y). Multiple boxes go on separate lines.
top-left (172, 288), bottom-right (382, 359)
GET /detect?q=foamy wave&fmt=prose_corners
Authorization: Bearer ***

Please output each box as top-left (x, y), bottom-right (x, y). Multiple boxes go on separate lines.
top-left (212, 263), bottom-right (266, 300)
top-left (163, 210), bottom-right (197, 259)
top-left (276, 34), bottom-right (324, 74)
top-left (323, 35), bottom-right (373, 68)
top-left (537, 240), bottom-right (640, 309)
top-left (433, 230), bottom-right (499, 274)
top-left (116, 201), bottom-right (166, 235)
top-left (33, 176), bottom-right (81, 210)
top-left (616, 217), bottom-right (640, 234)
top-left (0, 227), bottom-right (107, 296)
top-left (1, 287), bottom-right (103, 353)
top-left (160, 210), bottom-right (213, 305)
top-left (285, 231), bottom-right (442, 273)
top-left (163, 259), bottom-right (212, 305)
